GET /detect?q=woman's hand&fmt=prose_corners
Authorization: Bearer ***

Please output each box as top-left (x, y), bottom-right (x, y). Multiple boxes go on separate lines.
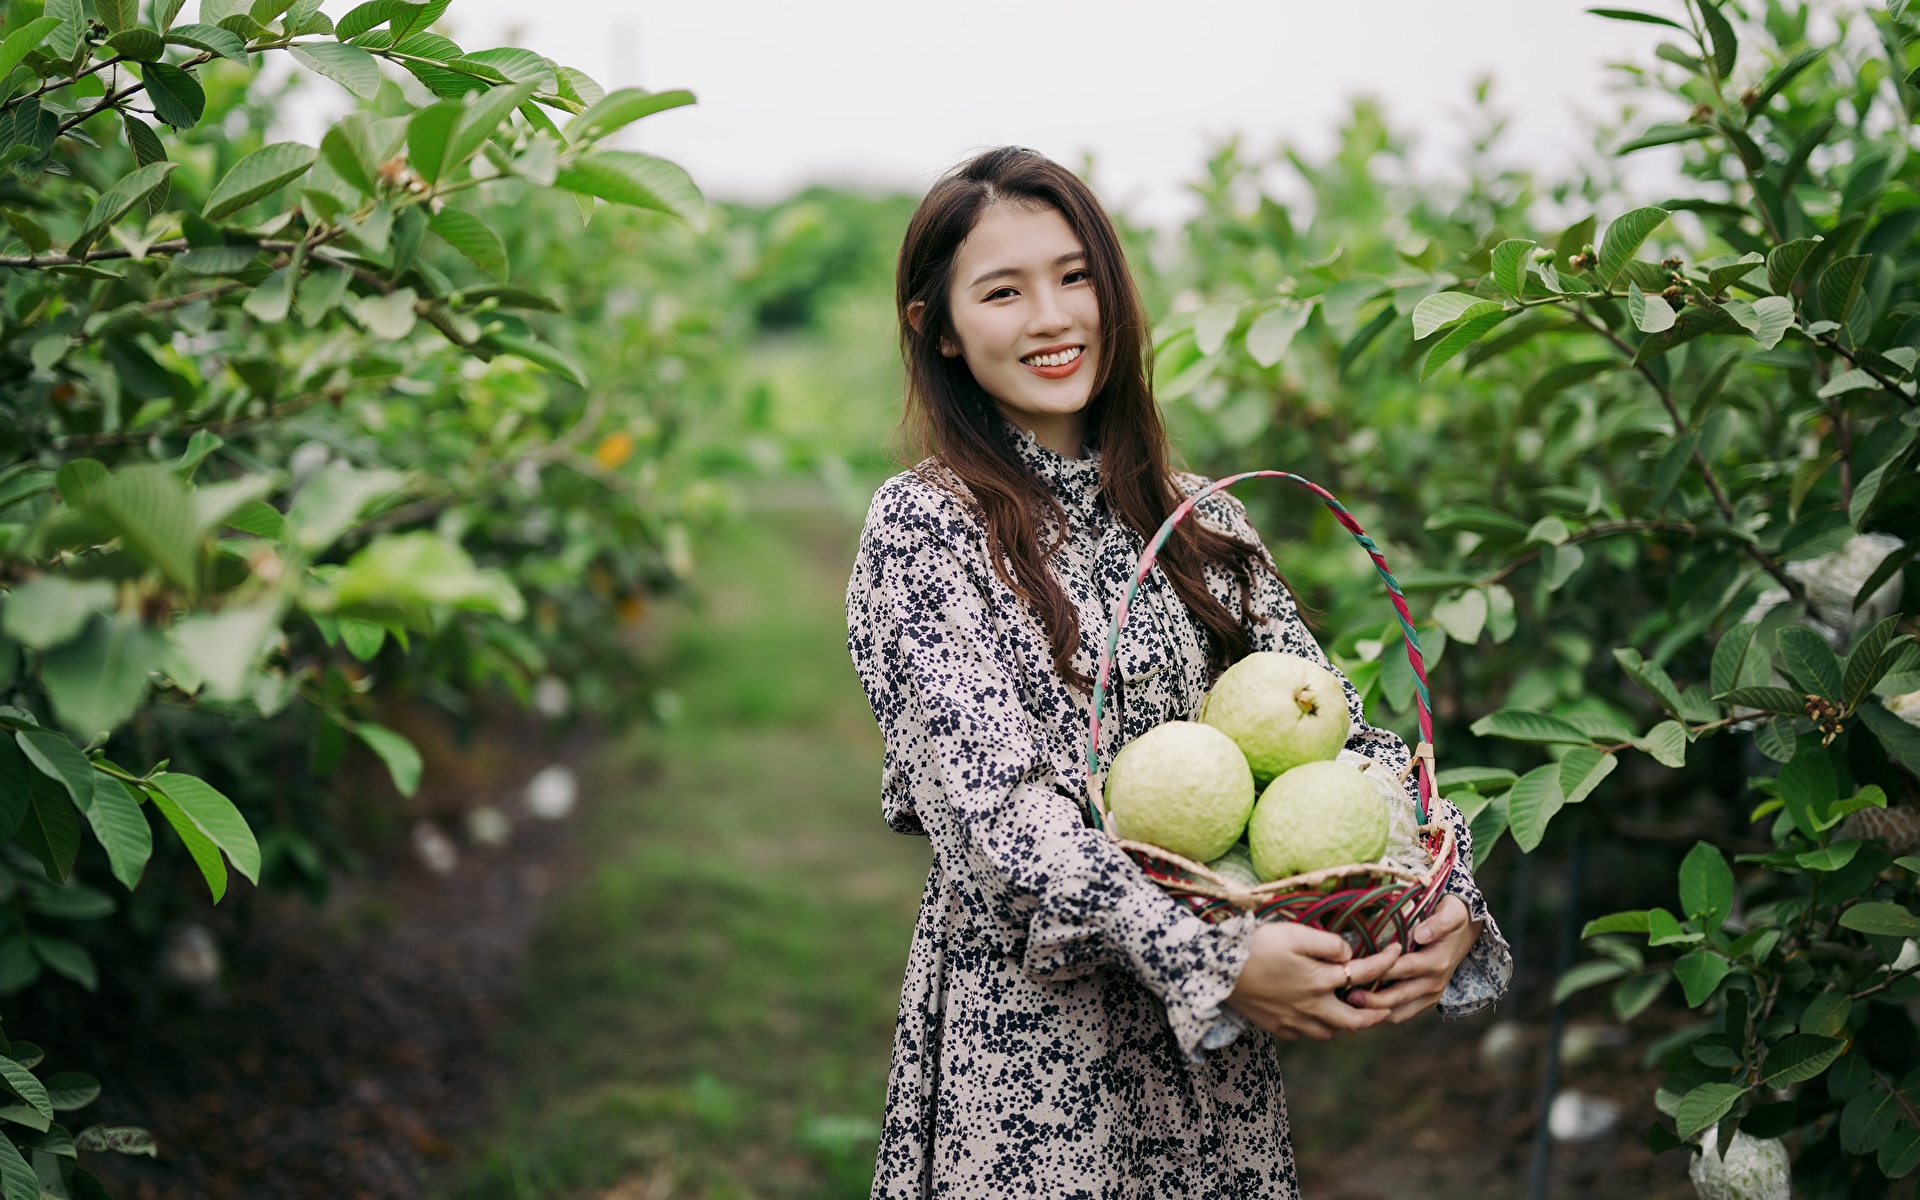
top-left (1346, 895), bottom-right (1481, 1024)
top-left (1225, 923), bottom-right (1401, 1041)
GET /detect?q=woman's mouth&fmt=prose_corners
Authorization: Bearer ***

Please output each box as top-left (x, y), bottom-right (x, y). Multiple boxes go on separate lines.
top-left (1021, 345), bottom-right (1085, 379)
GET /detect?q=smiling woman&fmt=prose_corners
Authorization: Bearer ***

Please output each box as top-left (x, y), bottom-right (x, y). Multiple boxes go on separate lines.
top-left (846, 147), bottom-right (1509, 1198)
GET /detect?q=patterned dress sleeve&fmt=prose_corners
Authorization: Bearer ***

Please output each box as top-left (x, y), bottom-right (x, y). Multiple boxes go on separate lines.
top-left (1201, 490), bottom-right (1513, 1017)
top-left (848, 481), bottom-right (1256, 1057)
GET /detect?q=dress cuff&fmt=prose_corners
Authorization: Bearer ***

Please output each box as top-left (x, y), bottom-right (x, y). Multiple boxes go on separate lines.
top-left (1163, 911), bottom-right (1256, 1062)
top-left (1435, 820), bottom-right (1514, 1016)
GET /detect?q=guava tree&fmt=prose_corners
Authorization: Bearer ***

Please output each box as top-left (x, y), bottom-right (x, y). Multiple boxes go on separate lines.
top-left (0, 0), bottom-right (711, 1189)
top-left (1151, 1), bottom-right (1920, 1191)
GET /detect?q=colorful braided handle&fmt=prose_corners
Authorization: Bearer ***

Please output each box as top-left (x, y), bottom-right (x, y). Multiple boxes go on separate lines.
top-left (1083, 470), bottom-right (1435, 826)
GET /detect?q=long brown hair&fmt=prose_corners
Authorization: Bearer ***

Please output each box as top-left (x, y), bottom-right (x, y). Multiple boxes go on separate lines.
top-left (895, 146), bottom-right (1271, 686)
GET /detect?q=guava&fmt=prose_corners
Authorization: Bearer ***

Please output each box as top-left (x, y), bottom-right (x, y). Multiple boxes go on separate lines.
top-left (1205, 844), bottom-right (1261, 889)
top-left (1689, 1126), bottom-right (1789, 1200)
top-left (1105, 721), bottom-right (1255, 863)
top-left (1200, 652), bottom-right (1351, 782)
top-left (1247, 759), bottom-right (1389, 881)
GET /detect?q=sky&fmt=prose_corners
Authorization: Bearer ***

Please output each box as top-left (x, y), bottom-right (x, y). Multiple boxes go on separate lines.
top-left (417, 0), bottom-right (1673, 223)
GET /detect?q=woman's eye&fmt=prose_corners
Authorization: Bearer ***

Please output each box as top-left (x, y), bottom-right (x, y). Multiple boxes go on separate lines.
top-left (986, 287), bottom-right (1017, 300)
top-left (1064, 269), bottom-right (1091, 285)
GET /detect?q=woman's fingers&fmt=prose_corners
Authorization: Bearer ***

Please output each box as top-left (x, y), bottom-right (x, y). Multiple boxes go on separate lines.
top-left (1377, 944), bottom-right (1447, 983)
top-left (1412, 896), bottom-right (1470, 947)
top-left (1282, 924), bottom-right (1359, 964)
top-left (1340, 943), bottom-right (1403, 987)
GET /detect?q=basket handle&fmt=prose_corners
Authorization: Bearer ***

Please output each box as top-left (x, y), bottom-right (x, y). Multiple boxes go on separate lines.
top-left (1084, 471), bottom-right (1436, 829)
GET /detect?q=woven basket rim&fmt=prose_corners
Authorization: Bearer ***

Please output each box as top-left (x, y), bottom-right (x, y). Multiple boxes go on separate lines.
top-left (1110, 821), bottom-right (1454, 911)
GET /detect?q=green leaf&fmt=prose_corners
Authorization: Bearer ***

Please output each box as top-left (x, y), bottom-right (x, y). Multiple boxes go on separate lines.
top-left (1674, 949), bottom-right (1732, 1007)
top-left (39, 614), bottom-right (166, 740)
top-left (95, 0), bottom-right (136, 32)
top-left (428, 208), bottom-right (506, 279)
top-left (1762, 1034), bottom-right (1845, 1086)
top-left (481, 331), bottom-right (587, 386)
top-left (1767, 237), bottom-right (1821, 296)
top-left (33, 937), bottom-right (94, 990)
top-left (1711, 623), bottom-right (1761, 697)
top-left (1613, 972), bottom-right (1668, 1021)
top-left (334, 0), bottom-right (428, 39)
top-left (554, 150), bottom-right (707, 229)
top-left (1554, 959), bottom-right (1631, 1003)
top-left (1558, 747), bottom-right (1616, 805)
top-left (202, 141), bottom-right (317, 223)
top-left (42, 1073), bottom-right (99, 1113)
top-left (1506, 764), bottom-right (1565, 853)
top-left (1243, 299), bottom-right (1313, 367)
top-left (148, 773), bottom-right (259, 886)
top-left (1817, 255), bottom-right (1870, 326)
top-left (1437, 766), bottom-right (1517, 794)
top-left (104, 27), bottom-right (161, 59)
top-left (142, 61), bottom-right (205, 130)
top-left (144, 786), bottom-right (224, 902)
top-left (1722, 295), bottom-right (1793, 349)
top-left (163, 22), bottom-right (246, 60)
top-left (1797, 840), bottom-right (1861, 869)
top-left (0, 1132), bottom-right (33, 1200)
top-left (1840, 901), bottom-right (1920, 937)
top-left (1469, 709), bottom-right (1593, 746)
top-left (0, 1064), bottom-right (48, 1126)
top-left (1749, 47), bottom-right (1825, 117)
top-left (1801, 991), bottom-right (1852, 1037)
top-left (1583, 910), bottom-right (1651, 937)
top-left (83, 466), bottom-right (198, 592)
top-left (1859, 704), bottom-right (1920, 777)
top-left (1647, 429), bottom-right (1699, 513)
top-left (1628, 281), bottom-right (1676, 333)
top-left (1844, 617), bottom-right (1905, 709)
top-left (1881, 1128), bottom-right (1920, 1180)
top-left (13, 732), bottom-right (91, 815)
top-left (66, 163), bottom-right (177, 258)
top-left (86, 781), bottom-right (150, 892)
top-left (0, 18), bottom-right (62, 82)
top-left (1616, 123), bottom-right (1714, 154)
top-left (1585, 6), bottom-right (1686, 27)
top-left (568, 86), bottom-right (695, 142)
top-left (1850, 429), bottom-right (1917, 529)
top-left (1635, 721), bottom-right (1688, 768)
top-left (1778, 627), bottom-right (1843, 701)
top-left (285, 466), bottom-right (405, 554)
top-left (1, 579), bottom-right (115, 651)
top-left (1418, 307), bottom-right (1513, 380)
top-left (1680, 841), bottom-right (1734, 931)
top-left (1779, 743), bottom-right (1841, 837)
top-left (1842, 1087), bottom-right (1902, 1155)
top-left (320, 111), bottom-right (407, 195)
top-left (1597, 206), bottom-right (1670, 286)
top-left (1431, 589), bottom-right (1487, 645)
top-left (437, 81), bottom-right (539, 181)
top-left (1613, 646), bottom-right (1686, 716)
top-left (353, 723), bottom-right (421, 796)
top-left (1488, 239), bottom-right (1535, 299)
top-left (15, 774), bottom-right (78, 886)
top-left (1676, 1081), bottom-right (1747, 1139)
top-left (1699, 0), bottom-right (1736, 78)
top-left (290, 41), bottom-right (382, 100)
top-left (1718, 686), bottom-right (1805, 715)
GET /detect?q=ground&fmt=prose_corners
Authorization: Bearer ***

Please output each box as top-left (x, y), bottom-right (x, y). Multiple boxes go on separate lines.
top-left (61, 484), bottom-right (1702, 1198)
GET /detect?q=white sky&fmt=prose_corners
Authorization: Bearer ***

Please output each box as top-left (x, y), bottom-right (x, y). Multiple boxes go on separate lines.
top-left (417, 0), bottom-right (1675, 222)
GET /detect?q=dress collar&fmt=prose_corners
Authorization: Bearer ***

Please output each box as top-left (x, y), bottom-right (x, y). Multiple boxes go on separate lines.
top-left (1002, 419), bottom-right (1103, 523)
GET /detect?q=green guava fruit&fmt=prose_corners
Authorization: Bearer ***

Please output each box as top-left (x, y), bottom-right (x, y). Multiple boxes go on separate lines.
top-left (1205, 844), bottom-right (1261, 889)
top-left (1199, 651), bottom-right (1350, 783)
top-left (1105, 721), bottom-right (1255, 863)
top-left (1247, 759), bottom-right (1389, 881)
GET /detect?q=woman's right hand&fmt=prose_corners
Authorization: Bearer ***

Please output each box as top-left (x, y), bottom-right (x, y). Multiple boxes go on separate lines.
top-left (1224, 922), bottom-right (1401, 1041)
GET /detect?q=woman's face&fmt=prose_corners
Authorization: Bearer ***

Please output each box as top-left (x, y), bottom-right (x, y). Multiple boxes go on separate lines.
top-left (939, 202), bottom-right (1101, 452)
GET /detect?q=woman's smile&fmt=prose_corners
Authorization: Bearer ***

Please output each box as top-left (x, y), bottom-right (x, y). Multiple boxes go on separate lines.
top-left (1021, 343), bottom-right (1085, 378)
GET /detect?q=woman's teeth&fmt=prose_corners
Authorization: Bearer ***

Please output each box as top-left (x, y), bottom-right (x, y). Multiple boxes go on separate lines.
top-left (1023, 347), bottom-right (1082, 367)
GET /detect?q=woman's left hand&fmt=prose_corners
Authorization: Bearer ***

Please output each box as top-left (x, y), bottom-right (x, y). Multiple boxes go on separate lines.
top-left (1345, 895), bottom-right (1480, 1024)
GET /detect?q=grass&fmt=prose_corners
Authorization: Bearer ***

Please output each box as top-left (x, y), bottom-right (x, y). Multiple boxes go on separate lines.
top-left (444, 488), bottom-right (929, 1200)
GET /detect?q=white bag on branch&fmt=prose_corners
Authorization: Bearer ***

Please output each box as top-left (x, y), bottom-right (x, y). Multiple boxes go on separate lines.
top-left (1690, 1126), bottom-right (1790, 1200)
top-left (1745, 532), bottom-right (1907, 650)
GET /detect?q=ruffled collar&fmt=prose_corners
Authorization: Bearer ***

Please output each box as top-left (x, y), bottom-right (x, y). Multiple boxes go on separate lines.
top-left (1002, 419), bottom-right (1103, 524)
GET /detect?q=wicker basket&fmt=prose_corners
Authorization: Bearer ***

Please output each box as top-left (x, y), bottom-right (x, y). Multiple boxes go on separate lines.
top-left (1083, 470), bottom-right (1456, 955)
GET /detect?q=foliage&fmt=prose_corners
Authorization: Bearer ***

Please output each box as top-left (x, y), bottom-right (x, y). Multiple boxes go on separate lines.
top-left (0, 0), bottom-right (731, 1186)
top-left (1153, 0), bottom-right (1920, 1189)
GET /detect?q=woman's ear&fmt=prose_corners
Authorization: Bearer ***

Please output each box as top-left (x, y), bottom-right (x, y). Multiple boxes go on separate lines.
top-left (908, 300), bottom-right (962, 358)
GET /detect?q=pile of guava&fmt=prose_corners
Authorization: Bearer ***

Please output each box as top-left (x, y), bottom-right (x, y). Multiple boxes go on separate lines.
top-left (1103, 651), bottom-right (1392, 884)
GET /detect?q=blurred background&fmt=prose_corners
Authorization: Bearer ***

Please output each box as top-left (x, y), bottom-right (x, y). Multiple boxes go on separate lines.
top-left (4, 0), bottom-right (1919, 1197)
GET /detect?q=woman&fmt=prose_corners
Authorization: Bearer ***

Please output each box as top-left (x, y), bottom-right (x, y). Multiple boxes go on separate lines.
top-left (846, 146), bottom-right (1512, 1199)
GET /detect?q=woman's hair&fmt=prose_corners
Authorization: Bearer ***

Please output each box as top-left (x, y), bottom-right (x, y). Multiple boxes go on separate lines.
top-left (894, 145), bottom-right (1272, 687)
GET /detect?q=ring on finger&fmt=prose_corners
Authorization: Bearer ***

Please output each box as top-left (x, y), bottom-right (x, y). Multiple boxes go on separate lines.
top-left (1341, 961), bottom-right (1353, 990)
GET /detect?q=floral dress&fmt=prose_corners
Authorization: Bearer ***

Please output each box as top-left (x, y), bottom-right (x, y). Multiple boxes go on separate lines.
top-left (846, 427), bottom-right (1512, 1199)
